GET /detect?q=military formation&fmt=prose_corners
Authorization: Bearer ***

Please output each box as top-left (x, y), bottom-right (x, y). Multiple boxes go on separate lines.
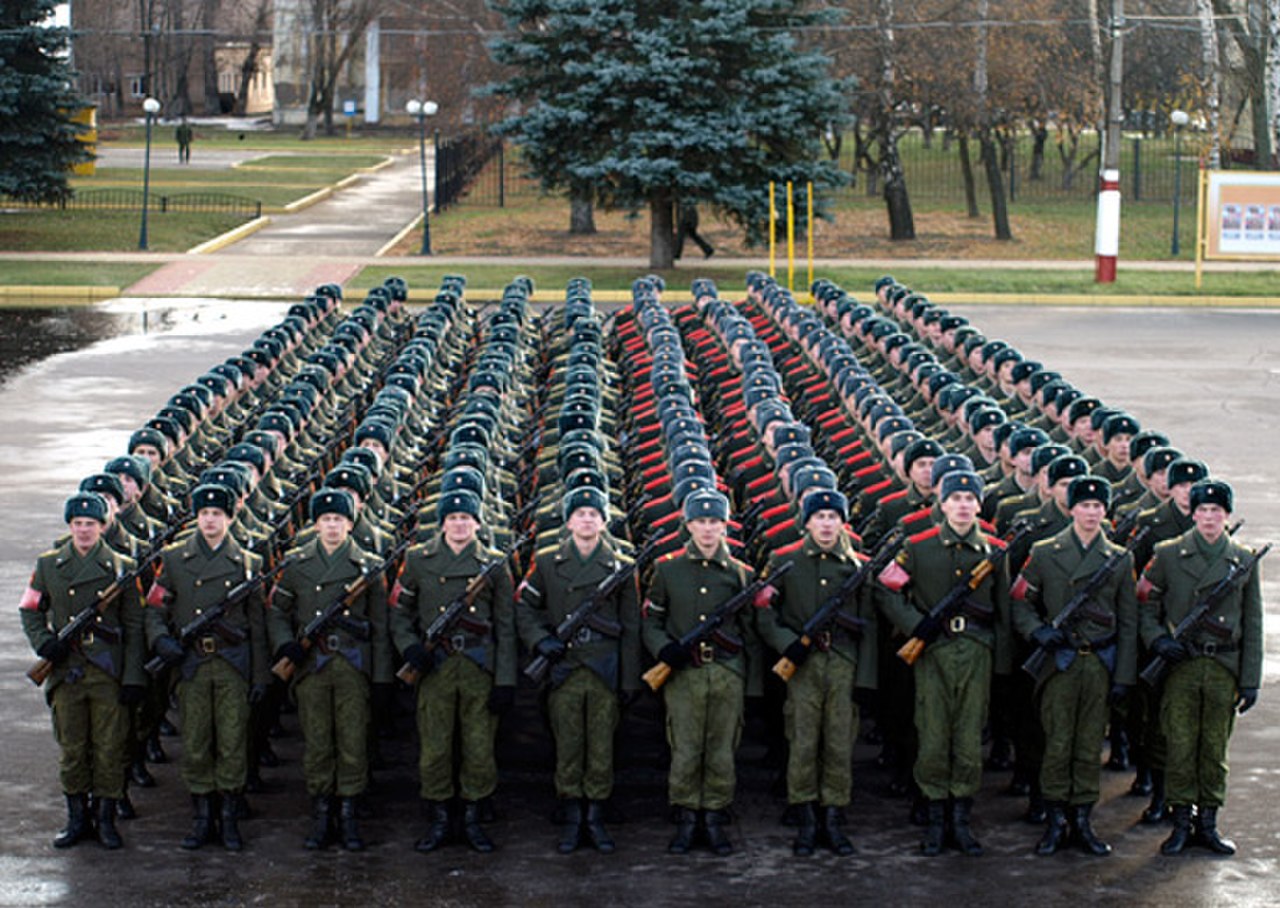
top-left (18, 271), bottom-right (1264, 861)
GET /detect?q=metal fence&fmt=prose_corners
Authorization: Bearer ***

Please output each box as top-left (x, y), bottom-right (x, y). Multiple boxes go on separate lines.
top-left (433, 131), bottom-right (508, 211)
top-left (4, 189), bottom-right (262, 216)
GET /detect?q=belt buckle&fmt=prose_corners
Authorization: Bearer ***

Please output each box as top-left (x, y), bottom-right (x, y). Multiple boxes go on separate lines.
top-left (451, 633), bottom-right (468, 653)
top-left (575, 626), bottom-right (592, 645)
top-left (1201, 642), bottom-right (1218, 656)
top-left (325, 634), bottom-right (341, 652)
top-left (698, 641), bottom-right (715, 663)
top-left (83, 631), bottom-right (95, 646)
top-left (1077, 644), bottom-right (1093, 656)
top-left (200, 636), bottom-right (217, 654)
top-left (948, 616), bottom-right (967, 635)
top-left (815, 630), bottom-right (833, 651)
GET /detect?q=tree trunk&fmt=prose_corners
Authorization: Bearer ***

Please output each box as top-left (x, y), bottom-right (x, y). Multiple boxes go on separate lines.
top-left (1196, 0), bottom-right (1222, 168)
top-left (959, 134), bottom-right (980, 218)
top-left (234, 0), bottom-right (269, 116)
top-left (1030, 123), bottom-right (1048, 180)
top-left (569, 187), bottom-right (596, 234)
top-left (649, 193), bottom-right (675, 270)
top-left (875, 0), bottom-right (913, 240)
top-left (1270, 0), bottom-right (1280, 166)
top-left (981, 130), bottom-right (1012, 240)
top-left (201, 0), bottom-right (220, 114)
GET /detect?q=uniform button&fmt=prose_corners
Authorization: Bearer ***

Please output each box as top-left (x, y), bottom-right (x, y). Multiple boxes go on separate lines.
top-left (68, 589), bottom-right (75, 596)
top-left (439, 577), bottom-right (447, 584)
top-left (955, 570), bottom-right (962, 576)
top-left (699, 587), bottom-right (707, 595)
top-left (196, 608), bottom-right (203, 615)
top-left (438, 606), bottom-right (445, 613)
top-left (702, 560), bottom-right (709, 567)
top-left (195, 580), bottom-right (202, 587)
top-left (316, 585), bottom-right (323, 592)
top-left (820, 579), bottom-right (828, 586)
top-left (225, 580), bottom-right (232, 587)
top-left (699, 614), bottom-right (706, 621)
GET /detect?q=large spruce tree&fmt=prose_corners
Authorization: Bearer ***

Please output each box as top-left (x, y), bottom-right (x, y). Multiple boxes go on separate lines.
top-left (487, 0), bottom-right (850, 268)
top-left (0, 0), bottom-right (89, 204)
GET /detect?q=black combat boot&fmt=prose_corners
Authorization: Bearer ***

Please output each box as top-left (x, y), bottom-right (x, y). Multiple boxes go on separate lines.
top-left (668, 808), bottom-right (697, 855)
top-left (1035, 802), bottom-right (1070, 856)
top-left (821, 806), bottom-right (854, 856)
top-left (145, 733), bottom-right (168, 764)
top-left (462, 801), bottom-right (495, 853)
top-left (116, 783), bottom-right (137, 820)
top-left (556, 799), bottom-right (583, 854)
top-left (53, 793), bottom-right (91, 849)
top-left (220, 793), bottom-right (243, 852)
top-left (1129, 763), bottom-right (1153, 796)
top-left (338, 797), bottom-right (364, 851)
top-left (1023, 785), bottom-right (1047, 825)
top-left (704, 809), bottom-right (732, 856)
top-left (1194, 807), bottom-right (1236, 855)
top-left (304, 795), bottom-right (332, 850)
top-left (792, 802), bottom-right (817, 856)
top-left (1072, 804), bottom-right (1111, 856)
top-left (951, 797), bottom-right (984, 856)
top-left (921, 801), bottom-right (946, 856)
top-left (182, 794), bottom-right (215, 850)
top-left (129, 759), bottom-right (156, 788)
top-left (1140, 769), bottom-right (1167, 825)
top-left (414, 800), bottom-right (451, 853)
top-left (1106, 726), bottom-right (1129, 770)
top-left (584, 800), bottom-right (615, 854)
top-left (96, 798), bottom-right (123, 850)
top-left (1161, 804), bottom-right (1193, 855)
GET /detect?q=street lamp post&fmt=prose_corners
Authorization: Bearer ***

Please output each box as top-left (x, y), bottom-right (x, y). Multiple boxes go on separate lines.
top-left (1170, 109), bottom-right (1189, 257)
top-left (138, 97), bottom-right (161, 250)
top-left (405, 99), bottom-right (438, 255)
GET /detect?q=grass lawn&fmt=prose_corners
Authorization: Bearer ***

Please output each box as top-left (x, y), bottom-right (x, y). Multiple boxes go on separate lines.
top-left (0, 261), bottom-right (157, 287)
top-left (0, 210), bottom-right (249, 253)
top-left (100, 122), bottom-right (416, 155)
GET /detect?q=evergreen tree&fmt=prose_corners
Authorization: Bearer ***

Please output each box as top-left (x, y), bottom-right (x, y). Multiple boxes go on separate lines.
top-left (0, 0), bottom-right (89, 204)
top-left (487, 0), bottom-right (850, 268)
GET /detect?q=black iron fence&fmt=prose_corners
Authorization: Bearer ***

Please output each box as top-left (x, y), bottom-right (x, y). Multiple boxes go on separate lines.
top-left (433, 131), bottom-right (507, 212)
top-left (4, 189), bottom-right (262, 216)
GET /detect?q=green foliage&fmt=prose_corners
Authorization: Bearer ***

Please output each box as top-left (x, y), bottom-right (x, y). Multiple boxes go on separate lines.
top-left (0, 0), bottom-right (90, 203)
top-left (486, 0), bottom-right (851, 243)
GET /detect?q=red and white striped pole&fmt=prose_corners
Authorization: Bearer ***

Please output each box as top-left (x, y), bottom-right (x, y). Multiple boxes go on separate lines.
top-left (1094, 168), bottom-right (1121, 283)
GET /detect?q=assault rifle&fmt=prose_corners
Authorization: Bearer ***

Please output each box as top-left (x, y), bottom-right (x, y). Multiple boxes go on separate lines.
top-left (522, 536), bottom-right (660, 685)
top-left (1139, 543), bottom-right (1270, 687)
top-left (644, 561), bottom-right (795, 692)
top-left (1021, 527), bottom-right (1150, 686)
top-left (896, 520), bottom-right (1033, 667)
top-left (774, 529), bottom-right (907, 681)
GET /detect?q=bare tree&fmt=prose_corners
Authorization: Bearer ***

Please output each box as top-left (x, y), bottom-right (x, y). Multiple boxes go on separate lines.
top-left (1271, 0), bottom-right (1280, 164)
top-left (301, 0), bottom-right (381, 138)
top-left (1195, 0), bottom-right (1223, 167)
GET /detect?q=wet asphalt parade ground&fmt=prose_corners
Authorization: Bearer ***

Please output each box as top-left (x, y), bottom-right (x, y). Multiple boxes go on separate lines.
top-left (0, 295), bottom-right (1278, 908)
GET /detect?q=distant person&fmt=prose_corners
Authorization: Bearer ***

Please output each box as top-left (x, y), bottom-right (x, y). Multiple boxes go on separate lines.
top-left (176, 119), bottom-right (193, 164)
top-left (675, 202), bottom-right (714, 259)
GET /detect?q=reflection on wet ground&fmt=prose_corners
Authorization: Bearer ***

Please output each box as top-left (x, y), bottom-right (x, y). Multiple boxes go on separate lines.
top-left (0, 308), bottom-right (143, 386)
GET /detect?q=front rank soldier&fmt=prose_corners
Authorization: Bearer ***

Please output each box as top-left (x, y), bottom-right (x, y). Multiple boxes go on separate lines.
top-left (268, 489), bottom-right (392, 852)
top-left (391, 489), bottom-right (515, 854)
top-left (1139, 480), bottom-right (1263, 857)
top-left (1011, 476), bottom-right (1137, 856)
top-left (145, 483), bottom-right (268, 851)
top-left (517, 487), bottom-right (641, 855)
top-left (20, 492), bottom-right (145, 850)
top-left (758, 490), bottom-right (875, 857)
top-left (642, 489), bottom-right (754, 856)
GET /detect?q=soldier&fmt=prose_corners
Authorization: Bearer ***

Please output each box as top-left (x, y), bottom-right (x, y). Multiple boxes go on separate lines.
top-left (1139, 479), bottom-right (1262, 856)
top-left (391, 488), bottom-right (516, 854)
top-left (516, 486), bottom-right (641, 854)
top-left (642, 489), bottom-right (753, 856)
top-left (878, 471), bottom-right (1007, 857)
top-left (1011, 476), bottom-right (1137, 856)
top-left (19, 492), bottom-right (145, 849)
top-left (144, 483), bottom-right (268, 851)
top-left (267, 489), bottom-right (392, 851)
top-left (758, 489), bottom-right (875, 857)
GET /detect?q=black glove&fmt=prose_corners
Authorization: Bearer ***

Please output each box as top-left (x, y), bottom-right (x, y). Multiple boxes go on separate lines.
top-left (617, 689), bottom-right (640, 709)
top-left (274, 641), bottom-right (307, 667)
top-left (1151, 635), bottom-right (1189, 663)
top-left (248, 683), bottom-right (267, 705)
top-left (1236, 688), bottom-right (1259, 714)
top-left (402, 642), bottom-right (431, 672)
top-left (1031, 625), bottom-right (1068, 650)
top-left (910, 615), bottom-right (943, 644)
top-left (658, 642), bottom-right (691, 669)
top-left (153, 634), bottom-right (185, 666)
top-left (783, 639), bottom-right (810, 667)
top-left (534, 635), bottom-right (567, 660)
top-left (118, 684), bottom-right (146, 707)
top-left (1108, 683), bottom-right (1130, 707)
top-left (487, 685), bottom-right (516, 716)
top-left (36, 637), bottom-right (68, 663)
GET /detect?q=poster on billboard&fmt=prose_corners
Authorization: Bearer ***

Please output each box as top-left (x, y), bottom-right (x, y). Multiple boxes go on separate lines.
top-left (1195, 170), bottom-right (1280, 287)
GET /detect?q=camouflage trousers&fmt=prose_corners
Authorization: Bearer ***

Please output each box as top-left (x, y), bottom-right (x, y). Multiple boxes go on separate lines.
top-left (913, 636), bottom-right (991, 801)
top-left (417, 653), bottom-right (497, 802)
top-left (295, 656), bottom-right (369, 797)
top-left (177, 656), bottom-right (249, 794)
top-left (51, 665), bottom-right (127, 798)
top-left (784, 651), bottom-right (857, 806)
top-left (1038, 652), bottom-right (1108, 805)
top-left (1161, 657), bottom-right (1237, 808)
top-left (664, 662), bottom-right (743, 811)
top-left (548, 666), bottom-right (618, 801)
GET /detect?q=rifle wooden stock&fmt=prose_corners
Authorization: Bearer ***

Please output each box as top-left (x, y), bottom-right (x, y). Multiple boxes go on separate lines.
top-left (640, 661), bottom-right (672, 691)
top-left (897, 557), bottom-right (999, 667)
top-left (773, 635), bottom-right (811, 683)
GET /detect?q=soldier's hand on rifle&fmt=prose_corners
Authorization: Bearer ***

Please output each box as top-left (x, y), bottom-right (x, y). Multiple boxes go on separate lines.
top-left (1108, 683), bottom-right (1130, 706)
top-left (658, 642), bottom-right (691, 670)
top-left (534, 636), bottom-right (566, 660)
top-left (275, 641), bottom-right (307, 667)
top-left (36, 637), bottom-right (68, 663)
top-left (487, 685), bottom-right (515, 716)
top-left (783, 640), bottom-right (810, 667)
top-left (1031, 625), bottom-right (1068, 650)
top-left (118, 684), bottom-right (145, 707)
top-left (153, 634), bottom-right (184, 666)
top-left (1236, 688), bottom-right (1258, 714)
top-left (402, 642), bottom-right (431, 673)
top-left (911, 615), bottom-right (943, 645)
top-left (1151, 635), bottom-right (1189, 664)
top-left (248, 683), bottom-right (267, 705)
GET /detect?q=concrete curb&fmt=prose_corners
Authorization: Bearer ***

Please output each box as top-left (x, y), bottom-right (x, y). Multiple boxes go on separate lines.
top-left (376, 214), bottom-right (423, 258)
top-left (187, 215), bottom-right (273, 254)
top-left (0, 286), bottom-right (120, 302)
top-left (283, 186), bottom-right (333, 213)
